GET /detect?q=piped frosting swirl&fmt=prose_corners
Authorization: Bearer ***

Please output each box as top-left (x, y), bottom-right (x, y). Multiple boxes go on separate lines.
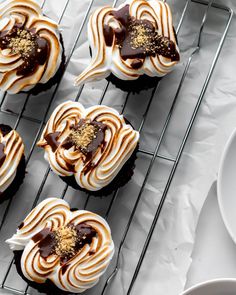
top-left (6, 198), bottom-right (114, 293)
top-left (75, 0), bottom-right (180, 86)
top-left (0, 0), bottom-right (62, 94)
top-left (0, 125), bottom-right (24, 193)
top-left (37, 101), bottom-right (139, 192)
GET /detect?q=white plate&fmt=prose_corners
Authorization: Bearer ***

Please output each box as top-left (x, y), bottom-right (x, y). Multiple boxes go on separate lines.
top-left (182, 279), bottom-right (236, 295)
top-left (218, 127), bottom-right (236, 244)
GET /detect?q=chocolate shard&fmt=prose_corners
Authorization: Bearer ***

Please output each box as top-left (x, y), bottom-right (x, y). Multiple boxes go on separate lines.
top-left (35, 223), bottom-right (97, 264)
top-left (0, 26), bottom-right (49, 76)
top-left (62, 119), bottom-right (107, 163)
top-left (45, 132), bottom-right (61, 152)
top-left (106, 4), bottom-right (179, 64)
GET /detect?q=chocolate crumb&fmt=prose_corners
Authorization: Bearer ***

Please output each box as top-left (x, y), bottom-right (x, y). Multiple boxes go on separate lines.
top-left (54, 225), bottom-right (77, 257)
top-left (8, 28), bottom-right (36, 57)
top-left (69, 123), bottom-right (98, 152)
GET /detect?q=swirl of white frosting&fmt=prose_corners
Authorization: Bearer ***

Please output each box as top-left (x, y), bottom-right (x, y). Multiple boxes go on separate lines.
top-left (0, 0), bottom-right (62, 94)
top-left (75, 0), bottom-right (180, 86)
top-left (37, 100), bottom-right (139, 191)
top-left (6, 198), bottom-right (115, 293)
top-left (0, 127), bottom-right (24, 193)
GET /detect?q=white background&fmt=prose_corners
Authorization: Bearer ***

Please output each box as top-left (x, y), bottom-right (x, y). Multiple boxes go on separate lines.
top-left (0, 0), bottom-right (236, 295)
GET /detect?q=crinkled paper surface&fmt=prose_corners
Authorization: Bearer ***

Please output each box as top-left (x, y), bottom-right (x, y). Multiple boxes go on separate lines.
top-left (0, 0), bottom-right (236, 295)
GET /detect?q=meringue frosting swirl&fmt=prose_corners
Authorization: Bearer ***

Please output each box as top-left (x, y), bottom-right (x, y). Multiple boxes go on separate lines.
top-left (0, 0), bottom-right (62, 94)
top-left (6, 198), bottom-right (115, 293)
top-left (75, 0), bottom-right (180, 86)
top-left (0, 126), bottom-right (24, 193)
top-left (37, 101), bottom-right (139, 192)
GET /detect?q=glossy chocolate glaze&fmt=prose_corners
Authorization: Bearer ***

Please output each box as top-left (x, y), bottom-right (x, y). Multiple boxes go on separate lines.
top-left (33, 228), bottom-right (51, 243)
top-left (104, 5), bottom-right (179, 68)
top-left (34, 223), bottom-right (97, 264)
top-left (0, 24), bottom-right (48, 76)
top-left (62, 119), bottom-right (107, 162)
top-left (44, 120), bottom-right (107, 174)
top-left (113, 4), bottom-right (130, 27)
top-left (103, 25), bottom-right (114, 47)
top-left (45, 132), bottom-right (61, 152)
top-left (38, 231), bottom-right (56, 258)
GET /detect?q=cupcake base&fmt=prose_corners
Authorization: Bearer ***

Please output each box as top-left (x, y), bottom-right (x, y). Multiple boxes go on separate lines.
top-left (0, 124), bottom-right (26, 204)
top-left (106, 73), bottom-right (161, 93)
top-left (89, 46), bottom-right (160, 93)
top-left (14, 250), bottom-right (72, 295)
top-left (60, 144), bottom-right (139, 197)
top-left (92, 26), bottom-right (178, 93)
top-left (27, 34), bottom-right (66, 96)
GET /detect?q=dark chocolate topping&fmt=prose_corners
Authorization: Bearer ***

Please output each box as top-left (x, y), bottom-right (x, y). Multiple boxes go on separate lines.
top-left (104, 4), bottom-right (179, 67)
top-left (0, 25), bottom-right (49, 76)
top-left (62, 119), bottom-right (107, 161)
top-left (0, 143), bottom-right (6, 168)
top-left (61, 263), bottom-right (70, 275)
top-left (33, 228), bottom-right (51, 243)
top-left (113, 4), bottom-right (130, 27)
top-left (38, 231), bottom-right (56, 258)
top-left (45, 132), bottom-right (61, 152)
top-left (103, 25), bottom-right (114, 47)
top-left (34, 223), bottom-right (97, 264)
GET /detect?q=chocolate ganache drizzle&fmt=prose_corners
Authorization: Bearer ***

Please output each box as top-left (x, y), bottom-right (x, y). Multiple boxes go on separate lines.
top-left (0, 0), bottom-right (62, 94)
top-left (45, 131), bottom-right (61, 153)
top-left (75, 0), bottom-right (180, 86)
top-left (62, 119), bottom-right (107, 161)
top-left (105, 4), bottom-right (179, 69)
top-left (0, 25), bottom-right (48, 76)
top-left (45, 119), bottom-right (107, 167)
top-left (35, 223), bottom-right (97, 264)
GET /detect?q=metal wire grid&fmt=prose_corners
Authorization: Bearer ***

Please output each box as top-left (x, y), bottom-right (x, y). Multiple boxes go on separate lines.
top-left (0, 0), bottom-right (233, 294)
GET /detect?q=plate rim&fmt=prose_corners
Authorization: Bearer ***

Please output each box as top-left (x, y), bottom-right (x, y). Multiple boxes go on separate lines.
top-left (217, 127), bottom-right (236, 245)
top-left (182, 278), bottom-right (236, 294)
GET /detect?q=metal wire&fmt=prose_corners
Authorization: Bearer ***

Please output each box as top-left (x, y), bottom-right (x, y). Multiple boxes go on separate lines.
top-left (0, 0), bottom-right (96, 289)
top-left (100, 1), bottom-right (214, 294)
top-left (0, 0), bottom-right (233, 294)
top-left (101, 1), bottom-right (234, 294)
top-left (126, 2), bottom-right (234, 294)
top-left (0, 0), bottom-right (93, 231)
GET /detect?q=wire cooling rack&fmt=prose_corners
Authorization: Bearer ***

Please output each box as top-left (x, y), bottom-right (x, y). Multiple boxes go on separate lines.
top-left (0, 0), bottom-right (233, 294)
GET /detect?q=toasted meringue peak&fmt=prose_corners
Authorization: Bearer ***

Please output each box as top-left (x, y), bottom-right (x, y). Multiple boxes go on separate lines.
top-left (37, 100), bottom-right (139, 191)
top-left (6, 197), bottom-right (114, 293)
top-left (75, 0), bottom-right (180, 86)
top-left (0, 0), bottom-right (62, 94)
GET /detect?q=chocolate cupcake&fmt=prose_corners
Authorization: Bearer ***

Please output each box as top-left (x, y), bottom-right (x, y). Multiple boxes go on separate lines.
top-left (0, 124), bottom-right (25, 204)
top-left (74, 0), bottom-right (180, 92)
top-left (6, 197), bottom-right (115, 294)
top-left (37, 101), bottom-right (139, 196)
top-left (0, 0), bottom-right (65, 94)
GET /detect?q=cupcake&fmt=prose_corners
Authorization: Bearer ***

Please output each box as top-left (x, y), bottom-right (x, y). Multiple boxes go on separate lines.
top-left (6, 197), bottom-right (115, 294)
top-left (74, 0), bottom-right (180, 92)
top-left (0, 0), bottom-right (65, 94)
top-left (37, 101), bottom-right (139, 196)
top-left (0, 124), bottom-right (25, 204)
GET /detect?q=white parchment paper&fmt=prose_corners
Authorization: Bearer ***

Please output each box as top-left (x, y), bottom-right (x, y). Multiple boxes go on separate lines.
top-left (0, 1), bottom-right (235, 295)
